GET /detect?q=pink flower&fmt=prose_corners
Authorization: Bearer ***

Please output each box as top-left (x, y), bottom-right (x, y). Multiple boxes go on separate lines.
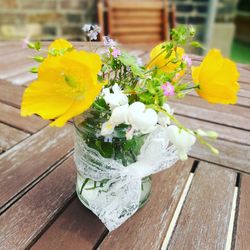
top-left (111, 47), bottom-right (121, 58)
top-left (182, 54), bottom-right (192, 66)
top-left (161, 82), bottom-right (175, 96)
top-left (22, 36), bottom-right (30, 49)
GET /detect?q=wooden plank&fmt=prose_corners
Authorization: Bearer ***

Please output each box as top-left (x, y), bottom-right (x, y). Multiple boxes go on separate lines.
top-left (169, 95), bottom-right (250, 130)
top-left (0, 156), bottom-right (77, 249)
top-left (0, 102), bottom-right (48, 133)
top-left (114, 17), bottom-right (162, 26)
top-left (113, 26), bottom-right (162, 35)
top-left (0, 61), bottom-right (37, 79)
top-left (115, 34), bottom-right (162, 44)
top-left (188, 87), bottom-right (250, 108)
top-left (110, 1), bottom-right (163, 10)
top-left (0, 80), bottom-right (25, 107)
top-left (99, 159), bottom-right (194, 250)
top-left (6, 71), bottom-right (36, 86)
top-left (176, 115), bottom-right (250, 146)
top-left (235, 175), bottom-right (250, 250)
top-left (114, 10), bottom-right (161, 19)
top-left (168, 162), bottom-right (236, 250)
top-left (190, 139), bottom-right (250, 173)
top-left (31, 198), bottom-right (106, 250)
top-left (0, 122), bottom-right (29, 153)
top-left (0, 124), bottom-right (73, 209)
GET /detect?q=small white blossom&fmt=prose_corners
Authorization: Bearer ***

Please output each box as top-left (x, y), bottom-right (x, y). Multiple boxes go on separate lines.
top-left (82, 24), bottom-right (91, 32)
top-left (103, 36), bottom-right (117, 47)
top-left (109, 104), bottom-right (129, 125)
top-left (128, 102), bottom-right (158, 134)
top-left (102, 84), bottom-right (128, 110)
top-left (157, 103), bottom-right (174, 126)
top-left (165, 125), bottom-right (196, 161)
top-left (101, 121), bottom-right (115, 136)
top-left (82, 24), bottom-right (101, 41)
top-left (100, 104), bottom-right (129, 136)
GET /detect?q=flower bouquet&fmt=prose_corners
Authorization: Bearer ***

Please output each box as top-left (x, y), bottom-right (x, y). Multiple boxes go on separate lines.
top-left (21, 25), bottom-right (239, 231)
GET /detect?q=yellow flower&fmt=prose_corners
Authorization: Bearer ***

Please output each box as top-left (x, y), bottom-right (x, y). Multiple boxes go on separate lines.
top-left (49, 38), bottom-right (73, 51)
top-left (192, 49), bottom-right (240, 104)
top-left (21, 50), bottom-right (102, 127)
top-left (147, 43), bottom-right (185, 73)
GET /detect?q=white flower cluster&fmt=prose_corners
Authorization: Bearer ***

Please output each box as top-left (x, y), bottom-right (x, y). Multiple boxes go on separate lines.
top-left (82, 24), bottom-right (101, 41)
top-left (100, 84), bottom-right (196, 160)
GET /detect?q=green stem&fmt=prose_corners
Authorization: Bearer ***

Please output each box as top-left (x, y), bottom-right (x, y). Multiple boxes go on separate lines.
top-left (182, 84), bottom-right (200, 91)
top-left (146, 47), bottom-right (167, 68)
top-left (80, 178), bottom-right (90, 194)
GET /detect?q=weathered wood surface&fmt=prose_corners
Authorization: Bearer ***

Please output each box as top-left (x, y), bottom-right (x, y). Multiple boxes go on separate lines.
top-left (0, 42), bottom-right (249, 250)
top-left (0, 125), bottom-right (73, 209)
top-left (0, 80), bottom-right (25, 107)
top-left (31, 198), bottom-right (106, 250)
top-left (0, 122), bottom-right (29, 153)
top-left (168, 162), bottom-right (236, 250)
top-left (235, 175), bottom-right (250, 250)
top-left (96, 160), bottom-right (193, 250)
top-left (0, 156), bottom-right (76, 250)
top-left (0, 102), bottom-right (48, 133)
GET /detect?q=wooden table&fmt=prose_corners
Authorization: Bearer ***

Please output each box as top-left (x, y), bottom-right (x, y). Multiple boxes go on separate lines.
top-left (0, 42), bottom-right (249, 250)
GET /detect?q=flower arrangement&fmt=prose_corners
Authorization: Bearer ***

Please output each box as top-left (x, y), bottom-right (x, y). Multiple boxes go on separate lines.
top-left (21, 25), bottom-right (239, 231)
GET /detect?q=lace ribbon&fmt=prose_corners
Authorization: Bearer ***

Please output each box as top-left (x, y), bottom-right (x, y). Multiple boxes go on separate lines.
top-left (74, 126), bottom-right (179, 231)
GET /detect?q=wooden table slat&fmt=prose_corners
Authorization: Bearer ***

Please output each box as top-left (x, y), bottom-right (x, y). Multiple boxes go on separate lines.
top-left (31, 198), bottom-right (106, 250)
top-left (99, 160), bottom-right (194, 250)
top-left (190, 139), bottom-right (250, 173)
top-left (0, 122), bottom-right (29, 154)
top-left (0, 80), bottom-right (25, 108)
top-left (0, 102), bottom-right (48, 133)
top-left (0, 156), bottom-right (76, 250)
top-left (235, 174), bottom-right (250, 250)
top-left (0, 125), bottom-right (73, 209)
top-left (176, 114), bottom-right (250, 146)
top-left (168, 162), bottom-right (236, 250)
top-left (170, 95), bottom-right (250, 130)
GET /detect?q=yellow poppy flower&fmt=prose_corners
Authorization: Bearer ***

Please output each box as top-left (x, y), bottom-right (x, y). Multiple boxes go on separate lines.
top-left (192, 49), bottom-right (240, 104)
top-left (48, 38), bottom-right (74, 56)
top-left (21, 50), bottom-right (102, 127)
top-left (147, 43), bottom-right (185, 73)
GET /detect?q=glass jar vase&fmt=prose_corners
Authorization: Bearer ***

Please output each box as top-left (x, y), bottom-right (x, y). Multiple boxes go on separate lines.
top-left (73, 107), bottom-right (152, 210)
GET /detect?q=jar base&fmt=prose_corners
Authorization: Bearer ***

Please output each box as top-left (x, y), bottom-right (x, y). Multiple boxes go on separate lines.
top-left (76, 174), bottom-right (152, 211)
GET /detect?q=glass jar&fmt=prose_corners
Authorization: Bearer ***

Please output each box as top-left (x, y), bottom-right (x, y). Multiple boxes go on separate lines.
top-left (74, 107), bottom-right (152, 210)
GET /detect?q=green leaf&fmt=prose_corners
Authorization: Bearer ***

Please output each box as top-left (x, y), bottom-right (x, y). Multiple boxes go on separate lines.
top-left (34, 41), bottom-right (41, 51)
top-left (32, 56), bottom-right (44, 62)
top-left (30, 67), bottom-right (38, 73)
top-left (190, 41), bottom-right (203, 48)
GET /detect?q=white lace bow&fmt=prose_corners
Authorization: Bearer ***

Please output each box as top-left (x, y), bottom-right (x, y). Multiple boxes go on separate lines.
top-left (74, 126), bottom-right (179, 231)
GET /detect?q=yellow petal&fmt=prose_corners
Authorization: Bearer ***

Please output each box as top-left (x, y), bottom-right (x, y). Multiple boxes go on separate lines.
top-left (193, 49), bottom-right (240, 104)
top-left (21, 80), bottom-right (73, 119)
top-left (191, 66), bottom-right (201, 84)
top-left (48, 39), bottom-right (73, 50)
top-left (148, 43), bottom-right (185, 73)
top-left (199, 49), bottom-right (224, 83)
top-left (50, 99), bottom-right (91, 127)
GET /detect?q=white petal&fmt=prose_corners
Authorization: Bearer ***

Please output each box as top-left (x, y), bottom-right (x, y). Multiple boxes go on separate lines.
top-left (158, 103), bottom-right (174, 126)
top-left (110, 104), bottom-right (129, 125)
top-left (165, 125), bottom-right (196, 160)
top-left (128, 102), bottom-right (158, 134)
top-left (101, 122), bottom-right (115, 136)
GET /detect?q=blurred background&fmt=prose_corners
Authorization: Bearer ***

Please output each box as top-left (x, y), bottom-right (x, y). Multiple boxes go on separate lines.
top-left (0, 0), bottom-right (249, 63)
